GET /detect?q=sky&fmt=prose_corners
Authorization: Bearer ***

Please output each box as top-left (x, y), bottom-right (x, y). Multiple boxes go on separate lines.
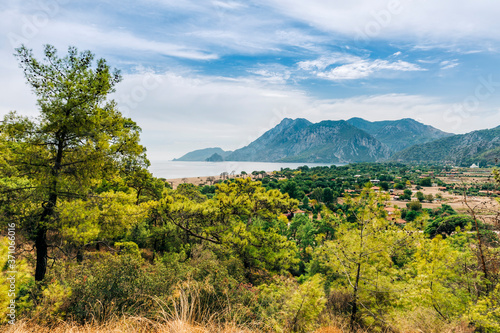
top-left (2, 0), bottom-right (500, 160)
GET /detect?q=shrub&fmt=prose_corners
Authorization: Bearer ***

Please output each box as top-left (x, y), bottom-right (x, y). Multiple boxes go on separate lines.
top-left (407, 201), bottom-right (422, 211)
top-left (258, 275), bottom-right (326, 332)
top-left (424, 215), bottom-right (474, 238)
top-left (66, 253), bottom-right (172, 322)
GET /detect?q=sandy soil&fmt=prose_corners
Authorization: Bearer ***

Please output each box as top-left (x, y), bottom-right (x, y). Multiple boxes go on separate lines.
top-left (388, 185), bottom-right (500, 224)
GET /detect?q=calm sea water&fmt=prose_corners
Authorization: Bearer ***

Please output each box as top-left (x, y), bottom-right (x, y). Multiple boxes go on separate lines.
top-left (149, 161), bottom-right (338, 179)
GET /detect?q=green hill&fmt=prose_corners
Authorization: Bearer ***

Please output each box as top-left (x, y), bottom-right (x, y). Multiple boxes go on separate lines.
top-left (393, 126), bottom-right (500, 166)
top-left (347, 117), bottom-right (453, 152)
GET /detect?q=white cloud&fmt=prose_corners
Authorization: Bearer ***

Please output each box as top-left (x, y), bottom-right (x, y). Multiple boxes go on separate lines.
top-left (248, 64), bottom-right (292, 83)
top-left (440, 60), bottom-right (459, 70)
top-left (262, 0), bottom-right (500, 49)
top-left (108, 69), bottom-right (497, 160)
top-left (297, 54), bottom-right (361, 71)
top-left (3, 59), bottom-right (496, 161)
top-left (212, 0), bottom-right (247, 10)
top-left (299, 54), bottom-right (425, 81)
top-left (318, 59), bottom-right (423, 80)
top-left (2, 0), bottom-right (499, 164)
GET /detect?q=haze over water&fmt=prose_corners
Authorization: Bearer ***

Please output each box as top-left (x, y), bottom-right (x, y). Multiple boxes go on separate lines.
top-left (149, 161), bottom-right (337, 179)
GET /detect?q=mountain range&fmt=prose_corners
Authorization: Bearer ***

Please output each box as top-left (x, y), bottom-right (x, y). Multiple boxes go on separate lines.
top-left (345, 117), bottom-right (453, 152)
top-left (393, 125), bottom-right (500, 166)
top-left (226, 119), bottom-right (392, 163)
top-left (174, 118), bottom-right (500, 165)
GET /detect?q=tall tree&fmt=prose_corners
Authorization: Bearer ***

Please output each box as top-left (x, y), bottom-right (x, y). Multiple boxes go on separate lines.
top-left (1, 45), bottom-right (147, 281)
top-left (314, 188), bottom-right (417, 327)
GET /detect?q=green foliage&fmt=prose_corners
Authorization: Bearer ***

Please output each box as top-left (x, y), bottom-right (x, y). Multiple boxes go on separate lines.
top-left (407, 200), bottom-right (422, 211)
top-left (394, 182), bottom-right (405, 189)
top-left (33, 280), bottom-right (72, 324)
top-left (258, 275), bottom-right (326, 332)
top-left (0, 237), bottom-right (33, 323)
top-left (425, 214), bottom-right (475, 238)
top-left (2, 68), bottom-right (499, 333)
top-left (313, 189), bottom-right (418, 326)
top-left (115, 241), bottom-right (141, 257)
top-left (160, 178), bottom-right (299, 279)
top-left (310, 187), bottom-right (324, 202)
top-left (65, 254), bottom-right (171, 322)
top-left (404, 209), bottom-right (420, 222)
top-left (57, 190), bottom-right (154, 245)
top-left (1, 44), bottom-right (149, 281)
top-left (281, 180), bottom-right (300, 199)
top-left (468, 283), bottom-right (500, 332)
top-left (405, 235), bottom-right (481, 321)
top-left (419, 177), bottom-right (432, 187)
top-left (379, 181), bottom-right (390, 191)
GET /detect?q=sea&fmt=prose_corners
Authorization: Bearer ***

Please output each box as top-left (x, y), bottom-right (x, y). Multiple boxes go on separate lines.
top-left (149, 161), bottom-right (339, 179)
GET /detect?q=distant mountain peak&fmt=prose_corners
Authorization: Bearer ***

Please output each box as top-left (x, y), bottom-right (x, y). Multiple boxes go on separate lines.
top-left (346, 117), bottom-right (452, 152)
top-left (174, 117), bottom-right (457, 163)
top-left (225, 117), bottom-right (390, 163)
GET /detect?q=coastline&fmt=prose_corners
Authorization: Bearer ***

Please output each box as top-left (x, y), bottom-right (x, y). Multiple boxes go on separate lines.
top-left (164, 173), bottom-right (267, 189)
top-left (150, 160), bottom-right (336, 185)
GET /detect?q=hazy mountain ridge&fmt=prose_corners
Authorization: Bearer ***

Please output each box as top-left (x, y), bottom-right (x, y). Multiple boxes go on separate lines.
top-left (393, 126), bottom-right (500, 166)
top-left (173, 117), bottom-right (471, 164)
top-left (347, 117), bottom-right (453, 152)
top-left (226, 118), bottom-right (313, 161)
top-left (225, 118), bottom-right (391, 163)
top-left (173, 147), bottom-right (232, 161)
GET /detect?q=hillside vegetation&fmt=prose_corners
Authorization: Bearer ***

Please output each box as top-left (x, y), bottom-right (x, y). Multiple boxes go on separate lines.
top-left (394, 126), bottom-right (500, 166)
top-left (2, 46), bottom-right (500, 333)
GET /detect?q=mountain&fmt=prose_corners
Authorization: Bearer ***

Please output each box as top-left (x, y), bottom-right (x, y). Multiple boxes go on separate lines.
top-left (393, 126), bottom-right (500, 166)
top-left (347, 117), bottom-right (453, 152)
top-left (205, 153), bottom-right (224, 162)
top-left (225, 118), bottom-right (391, 163)
top-left (173, 147), bottom-right (232, 161)
top-left (225, 118), bottom-right (312, 161)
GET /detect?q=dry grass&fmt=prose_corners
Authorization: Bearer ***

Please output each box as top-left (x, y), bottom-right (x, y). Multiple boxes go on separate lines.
top-left (3, 319), bottom-right (473, 333)
top-left (314, 327), bottom-right (343, 333)
top-left (2, 318), bottom-right (254, 333)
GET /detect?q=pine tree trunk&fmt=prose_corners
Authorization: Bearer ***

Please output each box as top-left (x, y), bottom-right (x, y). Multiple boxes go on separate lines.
top-left (350, 261), bottom-right (361, 328)
top-left (34, 226), bottom-right (48, 281)
top-left (34, 137), bottom-right (64, 281)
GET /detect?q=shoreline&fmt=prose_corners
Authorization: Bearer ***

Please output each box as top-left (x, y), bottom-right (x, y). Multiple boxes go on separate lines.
top-left (164, 173), bottom-right (268, 189)
top-left (149, 160), bottom-right (336, 183)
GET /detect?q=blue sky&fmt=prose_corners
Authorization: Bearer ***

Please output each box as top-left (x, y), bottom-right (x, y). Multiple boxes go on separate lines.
top-left (2, 0), bottom-right (500, 160)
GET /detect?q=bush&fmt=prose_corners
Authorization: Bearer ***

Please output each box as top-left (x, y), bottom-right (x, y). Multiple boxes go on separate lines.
top-left (115, 241), bottom-right (141, 256)
top-left (0, 237), bottom-right (34, 324)
top-left (419, 178), bottom-right (432, 187)
top-left (405, 210), bottom-right (420, 222)
top-left (66, 253), bottom-right (172, 322)
top-left (407, 201), bottom-right (422, 211)
top-left (425, 215), bottom-right (474, 238)
top-left (258, 275), bottom-right (326, 332)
